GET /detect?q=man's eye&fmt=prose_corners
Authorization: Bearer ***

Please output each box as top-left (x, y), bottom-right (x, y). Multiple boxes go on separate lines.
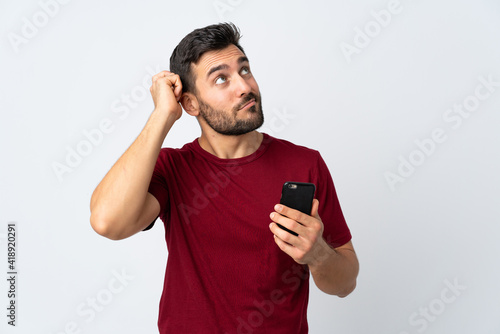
top-left (241, 67), bottom-right (250, 75)
top-left (215, 76), bottom-right (227, 85)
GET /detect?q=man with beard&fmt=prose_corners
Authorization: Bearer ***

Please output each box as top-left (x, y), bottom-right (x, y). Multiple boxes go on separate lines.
top-left (90, 23), bottom-right (359, 333)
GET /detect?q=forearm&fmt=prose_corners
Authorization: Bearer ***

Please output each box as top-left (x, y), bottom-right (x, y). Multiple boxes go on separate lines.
top-left (90, 109), bottom-right (176, 237)
top-left (308, 240), bottom-right (359, 297)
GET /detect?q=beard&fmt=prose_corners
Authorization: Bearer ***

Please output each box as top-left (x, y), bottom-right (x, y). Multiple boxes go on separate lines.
top-left (197, 92), bottom-right (264, 136)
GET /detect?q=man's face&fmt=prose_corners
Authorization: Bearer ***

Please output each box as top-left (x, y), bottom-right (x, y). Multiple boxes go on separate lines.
top-left (191, 44), bottom-right (263, 136)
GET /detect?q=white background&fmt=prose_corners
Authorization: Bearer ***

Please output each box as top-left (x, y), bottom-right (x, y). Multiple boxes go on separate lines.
top-left (1, 0), bottom-right (500, 333)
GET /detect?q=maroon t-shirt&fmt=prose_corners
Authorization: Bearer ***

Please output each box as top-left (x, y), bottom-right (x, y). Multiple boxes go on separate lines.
top-left (147, 133), bottom-right (351, 334)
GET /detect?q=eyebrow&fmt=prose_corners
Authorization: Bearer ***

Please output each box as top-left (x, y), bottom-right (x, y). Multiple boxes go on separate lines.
top-left (206, 56), bottom-right (249, 79)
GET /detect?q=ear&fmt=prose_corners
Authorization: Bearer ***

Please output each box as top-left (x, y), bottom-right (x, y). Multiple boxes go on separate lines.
top-left (180, 92), bottom-right (199, 117)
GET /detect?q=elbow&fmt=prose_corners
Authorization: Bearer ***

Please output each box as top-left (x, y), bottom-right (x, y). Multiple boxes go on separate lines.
top-left (316, 277), bottom-right (357, 297)
top-left (336, 280), bottom-right (357, 298)
top-left (337, 253), bottom-right (359, 298)
top-left (90, 212), bottom-right (125, 241)
top-left (321, 279), bottom-right (357, 298)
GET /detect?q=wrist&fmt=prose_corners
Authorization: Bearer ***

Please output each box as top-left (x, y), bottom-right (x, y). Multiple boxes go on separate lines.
top-left (308, 238), bottom-right (336, 270)
top-left (152, 106), bottom-right (180, 125)
top-left (142, 108), bottom-right (178, 143)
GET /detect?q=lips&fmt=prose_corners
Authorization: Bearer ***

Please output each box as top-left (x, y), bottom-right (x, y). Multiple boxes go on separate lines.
top-left (239, 98), bottom-right (256, 110)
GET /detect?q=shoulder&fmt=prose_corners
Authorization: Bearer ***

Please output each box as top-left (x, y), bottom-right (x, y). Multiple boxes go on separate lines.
top-left (157, 139), bottom-right (198, 159)
top-left (153, 140), bottom-right (200, 173)
top-left (266, 134), bottom-right (321, 159)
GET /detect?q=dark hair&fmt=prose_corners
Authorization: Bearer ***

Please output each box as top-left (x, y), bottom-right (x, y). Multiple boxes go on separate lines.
top-left (169, 22), bottom-right (245, 93)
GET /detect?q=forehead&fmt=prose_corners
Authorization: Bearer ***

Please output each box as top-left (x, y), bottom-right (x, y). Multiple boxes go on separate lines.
top-left (194, 44), bottom-right (247, 78)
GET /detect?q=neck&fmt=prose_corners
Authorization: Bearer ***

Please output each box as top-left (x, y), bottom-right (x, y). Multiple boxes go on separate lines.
top-left (198, 130), bottom-right (263, 159)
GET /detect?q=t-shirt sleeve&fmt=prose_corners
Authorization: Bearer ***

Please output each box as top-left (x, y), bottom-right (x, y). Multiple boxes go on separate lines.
top-left (313, 152), bottom-right (352, 248)
top-left (143, 150), bottom-right (170, 231)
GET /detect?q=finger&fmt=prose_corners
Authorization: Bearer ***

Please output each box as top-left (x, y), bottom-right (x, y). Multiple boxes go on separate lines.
top-left (152, 75), bottom-right (179, 93)
top-left (152, 71), bottom-right (169, 82)
top-left (150, 77), bottom-right (169, 93)
top-left (171, 75), bottom-right (183, 100)
top-left (310, 199), bottom-right (320, 220)
top-left (269, 212), bottom-right (304, 237)
top-left (269, 222), bottom-right (298, 246)
top-left (274, 204), bottom-right (312, 227)
top-left (273, 234), bottom-right (296, 256)
top-left (272, 232), bottom-right (305, 263)
top-left (155, 74), bottom-right (181, 92)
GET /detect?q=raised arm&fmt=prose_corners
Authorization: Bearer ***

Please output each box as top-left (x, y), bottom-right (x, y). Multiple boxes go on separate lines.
top-left (90, 71), bottom-right (183, 240)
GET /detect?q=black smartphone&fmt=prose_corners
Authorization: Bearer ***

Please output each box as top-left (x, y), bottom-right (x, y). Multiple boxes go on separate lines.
top-left (278, 182), bottom-right (316, 236)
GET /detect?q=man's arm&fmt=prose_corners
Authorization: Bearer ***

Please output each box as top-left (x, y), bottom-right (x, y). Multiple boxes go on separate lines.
top-left (90, 71), bottom-right (183, 240)
top-left (269, 199), bottom-right (359, 297)
top-left (307, 240), bottom-right (358, 297)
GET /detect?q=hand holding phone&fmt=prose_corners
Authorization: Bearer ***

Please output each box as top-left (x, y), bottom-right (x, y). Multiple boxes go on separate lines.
top-left (278, 182), bottom-right (316, 236)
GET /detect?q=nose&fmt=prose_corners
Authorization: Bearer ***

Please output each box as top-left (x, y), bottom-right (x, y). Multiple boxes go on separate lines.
top-left (233, 75), bottom-right (252, 97)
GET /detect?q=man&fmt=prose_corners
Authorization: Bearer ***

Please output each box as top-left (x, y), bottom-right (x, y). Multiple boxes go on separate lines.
top-left (90, 23), bottom-right (359, 333)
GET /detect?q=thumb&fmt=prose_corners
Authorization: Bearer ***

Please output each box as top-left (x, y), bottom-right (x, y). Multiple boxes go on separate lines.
top-left (310, 199), bottom-right (320, 219)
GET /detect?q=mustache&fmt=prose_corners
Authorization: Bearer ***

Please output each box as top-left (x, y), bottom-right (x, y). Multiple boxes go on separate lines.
top-left (234, 93), bottom-right (259, 112)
